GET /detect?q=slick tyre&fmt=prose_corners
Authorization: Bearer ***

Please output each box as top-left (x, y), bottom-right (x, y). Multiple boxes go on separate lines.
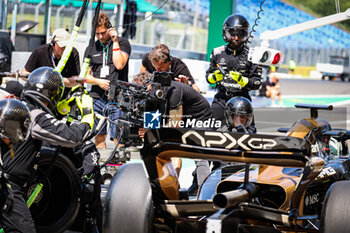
top-left (103, 163), bottom-right (154, 233)
top-left (28, 148), bottom-right (80, 233)
top-left (320, 180), bottom-right (350, 233)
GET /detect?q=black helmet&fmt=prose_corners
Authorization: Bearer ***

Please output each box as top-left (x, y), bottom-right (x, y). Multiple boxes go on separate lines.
top-left (222, 14), bottom-right (250, 46)
top-left (0, 99), bottom-right (31, 144)
top-left (23, 67), bottom-right (64, 111)
top-left (225, 97), bottom-right (253, 128)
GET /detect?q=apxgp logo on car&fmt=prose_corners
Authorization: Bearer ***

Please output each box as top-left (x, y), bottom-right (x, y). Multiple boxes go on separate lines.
top-left (181, 130), bottom-right (277, 150)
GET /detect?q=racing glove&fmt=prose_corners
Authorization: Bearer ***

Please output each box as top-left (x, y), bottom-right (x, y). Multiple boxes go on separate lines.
top-left (56, 95), bottom-right (75, 115)
top-left (229, 71), bottom-right (249, 87)
top-left (207, 70), bottom-right (224, 84)
top-left (56, 85), bottom-right (83, 115)
top-left (76, 94), bottom-right (94, 130)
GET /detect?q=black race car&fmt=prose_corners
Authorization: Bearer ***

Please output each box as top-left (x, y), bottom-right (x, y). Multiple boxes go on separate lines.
top-left (102, 103), bottom-right (350, 233)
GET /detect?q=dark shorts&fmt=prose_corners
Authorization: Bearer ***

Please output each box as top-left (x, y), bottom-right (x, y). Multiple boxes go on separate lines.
top-left (93, 97), bottom-right (124, 140)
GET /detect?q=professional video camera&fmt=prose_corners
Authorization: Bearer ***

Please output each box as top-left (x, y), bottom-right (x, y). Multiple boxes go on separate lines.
top-left (108, 71), bottom-right (172, 146)
top-left (109, 80), bottom-right (149, 120)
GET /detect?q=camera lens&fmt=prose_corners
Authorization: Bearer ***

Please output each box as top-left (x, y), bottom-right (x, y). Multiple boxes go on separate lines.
top-left (155, 89), bottom-right (164, 99)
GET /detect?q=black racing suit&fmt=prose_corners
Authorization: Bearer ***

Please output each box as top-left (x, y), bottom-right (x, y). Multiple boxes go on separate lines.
top-left (219, 124), bottom-right (257, 134)
top-left (206, 44), bottom-right (262, 122)
top-left (0, 96), bottom-right (100, 233)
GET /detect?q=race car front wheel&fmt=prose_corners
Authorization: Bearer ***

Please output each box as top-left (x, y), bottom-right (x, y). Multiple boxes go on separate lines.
top-left (103, 163), bottom-right (154, 233)
top-left (320, 180), bottom-right (350, 233)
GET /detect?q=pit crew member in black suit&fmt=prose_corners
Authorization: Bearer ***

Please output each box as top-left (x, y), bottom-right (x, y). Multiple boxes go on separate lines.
top-left (206, 14), bottom-right (262, 123)
top-left (0, 67), bottom-right (98, 233)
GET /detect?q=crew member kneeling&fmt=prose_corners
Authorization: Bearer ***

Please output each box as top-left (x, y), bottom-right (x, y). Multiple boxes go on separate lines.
top-left (0, 67), bottom-right (98, 233)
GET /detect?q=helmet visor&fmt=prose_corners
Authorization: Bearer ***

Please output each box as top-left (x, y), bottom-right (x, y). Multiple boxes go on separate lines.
top-left (227, 28), bottom-right (249, 41)
top-left (0, 118), bottom-right (31, 144)
top-left (233, 114), bottom-right (252, 128)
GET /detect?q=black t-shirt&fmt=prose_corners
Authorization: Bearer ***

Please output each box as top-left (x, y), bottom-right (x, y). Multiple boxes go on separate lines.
top-left (161, 81), bottom-right (212, 121)
top-left (88, 37), bottom-right (131, 98)
top-left (0, 37), bottom-right (14, 72)
top-left (142, 53), bottom-right (196, 84)
top-left (24, 43), bottom-right (80, 78)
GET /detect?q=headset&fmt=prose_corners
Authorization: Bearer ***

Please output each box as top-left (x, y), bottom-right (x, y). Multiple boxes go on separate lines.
top-left (49, 35), bottom-right (56, 47)
top-left (151, 44), bottom-right (172, 63)
top-left (161, 51), bottom-right (172, 63)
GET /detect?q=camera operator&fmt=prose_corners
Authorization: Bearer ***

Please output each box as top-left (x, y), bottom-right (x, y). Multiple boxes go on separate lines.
top-left (133, 71), bottom-right (213, 128)
top-left (0, 67), bottom-right (100, 233)
top-left (133, 71), bottom-right (213, 189)
top-left (142, 44), bottom-right (200, 92)
top-left (206, 14), bottom-right (262, 123)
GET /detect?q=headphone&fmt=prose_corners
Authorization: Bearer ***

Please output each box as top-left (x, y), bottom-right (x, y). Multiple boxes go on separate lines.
top-left (160, 51), bottom-right (172, 63)
top-left (49, 35), bottom-right (56, 47)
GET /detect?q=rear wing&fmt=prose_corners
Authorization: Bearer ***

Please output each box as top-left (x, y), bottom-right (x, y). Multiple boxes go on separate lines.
top-left (277, 103), bottom-right (334, 133)
top-left (142, 128), bottom-right (311, 168)
top-left (295, 103), bottom-right (333, 118)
